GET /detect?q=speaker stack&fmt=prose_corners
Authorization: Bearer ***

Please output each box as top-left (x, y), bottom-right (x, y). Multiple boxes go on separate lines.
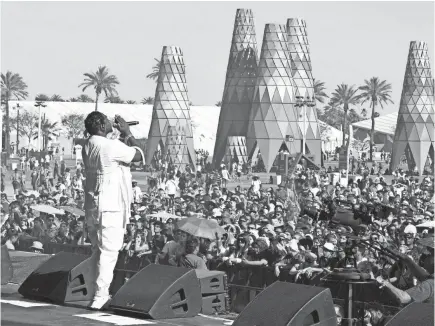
top-left (195, 269), bottom-right (228, 315)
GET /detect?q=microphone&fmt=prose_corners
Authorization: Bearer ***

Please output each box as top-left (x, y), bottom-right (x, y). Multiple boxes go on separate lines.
top-left (127, 121), bottom-right (139, 126)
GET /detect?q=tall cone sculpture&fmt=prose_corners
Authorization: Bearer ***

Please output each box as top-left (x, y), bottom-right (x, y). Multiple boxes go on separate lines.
top-left (163, 125), bottom-right (190, 172)
top-left (286, 18), bottom-right (321, 164)
top-left (391, 41), bottom-right (434, 173)
top-left (146, 46), bottom-right (196, 168)
top-left (246, 24), bottom-right (302, 172)
top-left (213, 9), bottom-right (258, 167)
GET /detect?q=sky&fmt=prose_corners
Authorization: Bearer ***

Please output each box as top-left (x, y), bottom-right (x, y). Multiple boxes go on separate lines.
top-left (1, 1), bottom-right (434, 115)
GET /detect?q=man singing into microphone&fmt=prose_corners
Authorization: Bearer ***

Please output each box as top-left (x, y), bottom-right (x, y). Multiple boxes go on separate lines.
top-left (82, 112), bottom-right (144, 310)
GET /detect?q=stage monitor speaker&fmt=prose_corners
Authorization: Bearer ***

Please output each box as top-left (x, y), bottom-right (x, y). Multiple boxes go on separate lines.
top-left (110, 264), bottom-right (202, 319)
top-left (201, 293), bottom-right (227, 315)
top-left (18, 252), bottom-right (95, 303)
top-left (1, 245), bottom-right (13, 285)
top-left (195, 270), bottom-right (226, 295)
top-left (386, 303), bottom-right (434, 326)
top-left (233, 282), bottom-right (337, 326)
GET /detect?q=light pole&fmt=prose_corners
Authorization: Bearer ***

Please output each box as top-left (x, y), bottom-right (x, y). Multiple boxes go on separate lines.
top-left (34, 101), bottom-right (46, 153)
top-left (15, 103), bottom-right (20, 154)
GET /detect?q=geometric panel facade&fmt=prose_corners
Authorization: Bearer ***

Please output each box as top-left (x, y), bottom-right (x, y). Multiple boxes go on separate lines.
top-left (213, 9), bottom-right (258, 167)
top-left (390, 41), bottom-right (435, 173)
top-left (286, 18), bottom-right (321, 164)
top-left (163, 125), bottom-right (191, 172)
top-left (145, 46), bottom-right (196, 168)
top-left (225, 136), bottom-right (249, 164)
top-left (246, 24), bottom-right (302, 172)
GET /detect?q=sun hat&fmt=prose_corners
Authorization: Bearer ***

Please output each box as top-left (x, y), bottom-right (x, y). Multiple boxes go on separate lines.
top-left (323, 242), bottom-right (335, 251)
top-left (30, 241), bottom-right (44, 251)
top-left (403, 224), bottom-right (417, 235)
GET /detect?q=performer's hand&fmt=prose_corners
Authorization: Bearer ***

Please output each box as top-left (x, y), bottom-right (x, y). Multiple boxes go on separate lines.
top-left (114, 115), bottom-right (131, 136)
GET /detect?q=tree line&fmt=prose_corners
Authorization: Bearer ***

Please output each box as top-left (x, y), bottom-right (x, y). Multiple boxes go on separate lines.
top-left (1, 62), bottom-right (393, 160)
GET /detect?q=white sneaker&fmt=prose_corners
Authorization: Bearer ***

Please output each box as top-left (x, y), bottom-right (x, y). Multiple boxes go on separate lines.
top-left (88, 295), bottom-right (112, 310)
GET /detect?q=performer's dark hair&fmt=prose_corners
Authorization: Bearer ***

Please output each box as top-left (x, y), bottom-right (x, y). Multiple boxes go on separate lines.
top-left (84, 111), bottom-right (106, 135)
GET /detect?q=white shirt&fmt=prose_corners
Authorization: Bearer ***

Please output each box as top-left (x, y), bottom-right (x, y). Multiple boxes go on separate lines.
top-left (221, 169), bottom-right (230, 180)
top-left (82, 135), bottom-right (136, 215)
top-left (133, 185), bottom-right (143, 203)
top-left (165, 179), bottom-right (178, 195)
top-left (252, 180), bottom-right (261, 192)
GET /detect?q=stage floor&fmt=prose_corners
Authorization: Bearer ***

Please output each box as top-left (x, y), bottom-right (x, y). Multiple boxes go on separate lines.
top-left (1, 251), bottom-right (233, 326)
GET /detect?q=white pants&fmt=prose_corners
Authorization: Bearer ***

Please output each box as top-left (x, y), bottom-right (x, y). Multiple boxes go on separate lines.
top-left (87, 212), bottom-right (125, 298)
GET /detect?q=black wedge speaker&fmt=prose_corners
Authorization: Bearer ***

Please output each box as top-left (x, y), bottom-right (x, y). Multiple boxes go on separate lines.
top-left (386, 302), bottom-right (434, 326)
top-left (110, 264), bottom-right (202, 319)
top-left (18, 252), bottom-right (95, 303)
top-left (233, 282), bottom-right (337, 326)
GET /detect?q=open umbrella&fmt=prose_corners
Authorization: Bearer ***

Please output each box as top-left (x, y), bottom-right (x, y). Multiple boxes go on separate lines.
top-left (417, 221), bottom-right (435, 228)
top-left (59, 206), bottom-right (85, 217)
top-left (176, 216), bottom-right (225, 240)
top-left (148, 211), bottom-right (184, 222)
top-left (418, 236), bottom-right (435, 248)
top-left (30, 205), bottom-right (64, 215)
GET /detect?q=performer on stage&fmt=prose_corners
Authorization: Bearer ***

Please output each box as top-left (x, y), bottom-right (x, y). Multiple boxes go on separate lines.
top-left (82, 112), bottom-right (145, 310)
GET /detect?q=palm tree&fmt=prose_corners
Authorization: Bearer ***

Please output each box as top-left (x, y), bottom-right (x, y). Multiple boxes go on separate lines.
top-left (79, 66), bottom-right (119, 111)
top-left (141, 97), bottom-right (154, 105)
top-left (104, 95), bottom-right (124, 104)
top-left (1, 71), bottom-right (28, 154)
top-left (76, 94), bottom-right (94, 103)
top-left (50, 94), bottom-right (64, 102)
top-left (35, 94), bottom-right (50, 101)
top-left (313, 79), bottom-right (329, 104)
top-left (126, 100), bottom-right (137, 104)
top-left (146, 58), bottom-right (162, 82)
top-left (330, 83), bottom-right (360, 146)
top-left (357, 77), bottom-right (393, 161)
top-left (69, 97), bottom-right (78, 102)
top-left (32, 115), bottom-right (61, 150)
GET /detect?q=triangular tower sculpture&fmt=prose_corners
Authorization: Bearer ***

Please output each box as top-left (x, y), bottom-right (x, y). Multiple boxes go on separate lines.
top-left (163, 125), bottom-right (190, 172)
top-left (213, 9), bottom-right (258, 168)
top-left (286, 18), bottom-right (321, 165)
top-left (246, 24), bottom-right (302, 172)
top-left (146, 46), bottom-right (196, 169)
top-left (391, 41), bottom-right (434, 174)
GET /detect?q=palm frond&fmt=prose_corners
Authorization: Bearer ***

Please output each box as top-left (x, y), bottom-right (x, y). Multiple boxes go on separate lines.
top-left (78, 66), bottom-right (119, 107)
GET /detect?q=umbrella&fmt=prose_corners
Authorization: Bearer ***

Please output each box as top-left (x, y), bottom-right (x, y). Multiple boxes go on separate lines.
top-left (177, 216), bottom-right (225, 240)
top-left (418, 236), bottom-right (435, 248)
top-left (417, 221), bottom-right (435, 228)
top-left (30, 204), bottom-right (64, 215)
top-left (59, 206), bottom-right (85, 217)
top-left (148, 211), bottom-right (184, 222)
top-left (205, 200), bottom-right (218, 208)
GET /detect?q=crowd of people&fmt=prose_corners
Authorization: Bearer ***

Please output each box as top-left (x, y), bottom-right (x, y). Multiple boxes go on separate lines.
top-left (1, 147), bottom-right (434, 325)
